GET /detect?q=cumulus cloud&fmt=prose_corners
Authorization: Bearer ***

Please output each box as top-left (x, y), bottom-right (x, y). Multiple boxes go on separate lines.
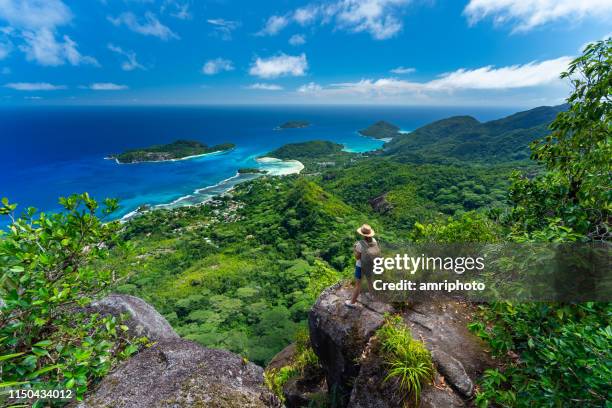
top-left (202, 58), bottom-right (234, 75)
top-left (207, 18), bottom-right (241, 40)
top-left (4, 82), bottom-right (66, 90)
top-left (247, 83), bottom-right (284, 91)
top-left (257, 0), bottom-right (411, 40)
top-left (289, 34), bottom-right (306, 45)
top-left (108, 12), bottom-right (179, 40)
top-left (464, 0), bottom-right (612, 32)
top-left (0, 0), bottom-right (98, 66)
top-left (298, 57), bottom-right (571, 98)
top-left (249, 53), bottom-right (308, 79)
top-left (390, 66), bottom-right (415, 74)
top-left (297, 82), bottom-right (323, 93)
top-left (87, 82), bottom-right (128, 90)
top-left (256, 15), bottom-right (289, 36)
top-left (108, 43), bottom-right (145, 71)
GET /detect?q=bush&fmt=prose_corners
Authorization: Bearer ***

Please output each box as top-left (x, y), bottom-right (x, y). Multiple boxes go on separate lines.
top-left (376, 315), bottom-right (434, 406)
top-left (0, 195), bottom-right (144, 407)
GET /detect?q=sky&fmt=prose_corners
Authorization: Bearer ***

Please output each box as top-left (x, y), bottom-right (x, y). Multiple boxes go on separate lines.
top-left (0, 0), bottom-right (610, 107)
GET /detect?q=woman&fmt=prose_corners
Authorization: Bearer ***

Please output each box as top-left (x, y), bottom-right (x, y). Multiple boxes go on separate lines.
top-left (345, 224), bottom-right (379, 308)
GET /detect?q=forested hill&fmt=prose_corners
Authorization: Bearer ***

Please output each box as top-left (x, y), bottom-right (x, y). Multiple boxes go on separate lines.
top-left (383, 104), bottom-right (568, 162)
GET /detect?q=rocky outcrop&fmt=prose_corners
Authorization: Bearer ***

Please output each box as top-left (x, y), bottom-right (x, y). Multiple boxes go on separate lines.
top-left (309, 283), bottom-right (393, 406)
top-left (75, 339), bottom-right (278, 408)
top-left (309, 283), bottom-right (495, 408)
top-left (89, 294), bottom-right (179, 341)
top-left (368, 193), bottom-right (393, 214)
top-left (76, 294), bottom-right (279, 408)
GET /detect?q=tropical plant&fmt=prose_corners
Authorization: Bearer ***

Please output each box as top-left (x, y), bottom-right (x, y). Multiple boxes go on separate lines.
top-left (0, 194), bottom-right (143, 407)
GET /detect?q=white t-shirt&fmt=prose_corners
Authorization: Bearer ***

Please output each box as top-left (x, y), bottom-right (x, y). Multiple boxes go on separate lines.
top-left (355, 238), bottom-right (376, 267)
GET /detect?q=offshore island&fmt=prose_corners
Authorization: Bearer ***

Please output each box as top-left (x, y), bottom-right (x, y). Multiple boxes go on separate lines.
top-left (108, 139), bottom-right (235, 164)
top-left (276, 120), bottom-right (311, 129)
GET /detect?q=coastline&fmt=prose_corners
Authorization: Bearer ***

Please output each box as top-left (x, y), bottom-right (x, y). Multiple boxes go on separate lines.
top-left (106, 148), bottom-right (232, 165)
top-left (120, 156), bottom-right (304, 222)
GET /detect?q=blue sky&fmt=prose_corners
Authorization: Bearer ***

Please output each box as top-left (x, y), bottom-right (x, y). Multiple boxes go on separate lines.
top-left (0, 0), bottom-right (610, 106)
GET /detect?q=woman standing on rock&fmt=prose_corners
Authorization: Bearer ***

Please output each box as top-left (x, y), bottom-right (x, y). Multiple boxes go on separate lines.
top-left (346, 224), bottom-right (380, 308)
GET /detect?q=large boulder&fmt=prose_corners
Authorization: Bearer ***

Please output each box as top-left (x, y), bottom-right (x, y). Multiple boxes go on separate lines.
top-left (74, 339), bottom-right (279, 408)
top-left (309, 284), bottom-right (495, 408)
top-left (308, 283), bottom-right (393, 407)
top-left (88, 294), bottom-right (179, 341)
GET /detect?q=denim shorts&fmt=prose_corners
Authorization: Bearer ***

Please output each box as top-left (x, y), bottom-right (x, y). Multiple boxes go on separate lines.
top-left (354, 265), bottom-right (362, 279)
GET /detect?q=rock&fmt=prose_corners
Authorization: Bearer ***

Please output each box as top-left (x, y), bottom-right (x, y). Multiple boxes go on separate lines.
top-left (403, 299), bottom-right (495, 397)
top-left (309, 283), bottom-right (393, 407)
top-left (73, 339), bottom-right (279, 408)
top-left (89, 294), bottom-right (179, 341)
top-left (369, 193), bottom-right (393, 214)
top-left (430, 349), bottom-right (473, 397)
top-left (309, 284), bottom-right (496, 408)
top-left (267, 343), bottom-right (297, 371)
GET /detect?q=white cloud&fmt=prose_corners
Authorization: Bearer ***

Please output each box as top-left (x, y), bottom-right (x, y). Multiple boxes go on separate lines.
top-left (24, 95), bottom-right (42, 99)
top-left (170, 3), bottom-right (191, 20)
top-left (249, 53), bottom-right (308, 79)
top-left (207, 18), bottom-right (240, 40)
top-left (0, 39), bottom-right (11, 59)
top-left (87, 82), bottom-right (128, 91)
top-left (293, 6), bottom-right (319, 25)
top-left (297, 82), bottom-right (323, 93)
top-left (0, 0), bottom-right (97, 66)
top-left (289, 34), bottom-right (306, 45)
top-left (247, 83), bottom-right (284, 91)
top-left (202, 58), bottom-right (234, 75)
top-left (390, 66), bottom-right (415, 74)
top-left (464, 0), bottom-right (612, 32)
top-left (298, 56), bottom-right (571, 98)
top-left (108, 43), bottom-right (145, 71)
top-left (4, 82), bottom-right (65, 90)
top-left (256, 15), bottom-right (289, 36)
top-left (257, 0), bottom-right (411, 40)
top-left (426, 56), bottom-right (572, 90)
top-left (108, 12), bottom-right (179, 40)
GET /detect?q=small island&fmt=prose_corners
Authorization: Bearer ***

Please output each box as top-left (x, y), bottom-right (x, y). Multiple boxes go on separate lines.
top-left (266, 140), bottom-right (343, 160)
top-left (109, 140), bottom-right (235, 164)
top-left (276, 120), bottom-right (311, 130)
top-left (359, 120), bottom-right (401, 139)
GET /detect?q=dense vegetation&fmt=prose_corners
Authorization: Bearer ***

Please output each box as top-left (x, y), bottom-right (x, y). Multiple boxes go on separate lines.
top-left (111, 139), bottom-right (235, 163)
top-left (359, 120), bottom-right (402, 139)
top-left (383, 104), bottom-right (567, 162)
top-left (267, 140), bottom-right (345, 160)
top-left (1, 38), bottom-right (609, 407)
top-left (0, 195), bottom-right (144, 407)
top-left (278, 120), bottom-right (311, 129)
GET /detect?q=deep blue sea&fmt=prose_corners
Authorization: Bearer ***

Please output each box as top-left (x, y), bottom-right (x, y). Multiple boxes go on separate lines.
top-left (1, 105), bottom-right (517, 225)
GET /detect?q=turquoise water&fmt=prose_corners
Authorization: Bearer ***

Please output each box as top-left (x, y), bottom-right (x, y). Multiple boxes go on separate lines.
top-left (0, 105), bottom-right (517, 223)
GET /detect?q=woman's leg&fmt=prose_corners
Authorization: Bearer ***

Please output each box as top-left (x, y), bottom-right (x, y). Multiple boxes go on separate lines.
top-left (351, 278), bottom-right (361, 303)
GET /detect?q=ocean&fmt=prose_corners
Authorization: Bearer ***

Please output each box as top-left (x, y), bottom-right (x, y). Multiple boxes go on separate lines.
top-left (1, 105), bottom-right (517, 224)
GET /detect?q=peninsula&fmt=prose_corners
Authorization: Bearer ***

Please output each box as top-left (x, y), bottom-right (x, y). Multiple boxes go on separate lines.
top-left (276, 120), bottom-right (311, 129)
top-left (359, 120), bottom-right (401, 139)
top-left (109, 140), bottom-right (235, 164)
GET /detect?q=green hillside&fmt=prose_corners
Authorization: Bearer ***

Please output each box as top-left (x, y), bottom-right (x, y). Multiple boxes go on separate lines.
top-left (383, 104), bottom-right (567, 162)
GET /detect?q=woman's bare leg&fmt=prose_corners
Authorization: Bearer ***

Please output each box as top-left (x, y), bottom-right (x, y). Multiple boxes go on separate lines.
top-left (351, 278), bottom-right (361, 303)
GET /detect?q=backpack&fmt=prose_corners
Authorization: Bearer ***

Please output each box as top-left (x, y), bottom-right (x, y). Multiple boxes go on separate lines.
top-left (360, 240), bottom-right (381, 277)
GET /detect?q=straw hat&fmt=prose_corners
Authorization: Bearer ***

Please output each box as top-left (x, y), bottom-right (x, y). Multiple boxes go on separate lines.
top-left (356, 224), bottom-right (375, 237)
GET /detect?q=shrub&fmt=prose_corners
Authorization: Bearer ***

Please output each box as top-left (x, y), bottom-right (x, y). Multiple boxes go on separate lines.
top-left (376, 315), bottom-right (434, 406)
top-left (0, 195), bottom-right (144, 407)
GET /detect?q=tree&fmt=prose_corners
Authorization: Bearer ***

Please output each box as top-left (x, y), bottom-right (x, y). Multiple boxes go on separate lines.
top-left (514, 38), bottom-right (611, 240)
